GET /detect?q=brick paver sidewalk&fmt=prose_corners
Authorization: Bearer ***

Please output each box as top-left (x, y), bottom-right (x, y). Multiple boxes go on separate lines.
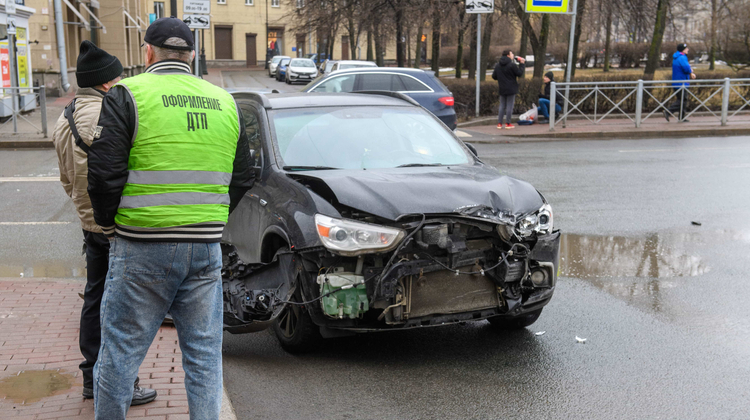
top-left (0, 279), bottom-right (189, 419)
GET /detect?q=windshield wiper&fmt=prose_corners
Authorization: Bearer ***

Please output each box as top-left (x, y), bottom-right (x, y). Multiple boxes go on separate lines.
top-left (282, 165), bottom-right (340, 171)
top-left (396, 163), bottom-right (446, 168)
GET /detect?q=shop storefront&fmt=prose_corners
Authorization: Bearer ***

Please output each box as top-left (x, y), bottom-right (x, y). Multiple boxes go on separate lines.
top-left (0, 1), bottom-right (36, 116)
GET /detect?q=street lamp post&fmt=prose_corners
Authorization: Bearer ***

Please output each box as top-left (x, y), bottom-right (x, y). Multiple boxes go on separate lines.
top-left (265, 0), bottom-right (270, 69)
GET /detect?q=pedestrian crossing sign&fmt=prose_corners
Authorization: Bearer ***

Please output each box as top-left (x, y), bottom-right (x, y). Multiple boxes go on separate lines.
top-left (526, 0), bottom-right (569, 13)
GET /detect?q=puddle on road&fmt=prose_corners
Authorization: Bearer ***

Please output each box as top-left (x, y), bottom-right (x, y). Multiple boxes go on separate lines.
top-left (559, 233), bottom-right (710, 279)
top-left (0, 263), bottom-right (86, 278)
top-left (559, 232), bottom-right (711, 313)
top-left (0, 370), bottom-right (74, 404)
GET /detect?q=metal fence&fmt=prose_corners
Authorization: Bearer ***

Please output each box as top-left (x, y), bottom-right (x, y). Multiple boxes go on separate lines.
top-left (548, 78), bottom-right (750, 131)
top-left (0, 87), bottom-right (48, 138)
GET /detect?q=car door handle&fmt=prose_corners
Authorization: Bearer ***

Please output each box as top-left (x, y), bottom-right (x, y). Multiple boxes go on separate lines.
top-left (259, 199), bottom-right (267, 207)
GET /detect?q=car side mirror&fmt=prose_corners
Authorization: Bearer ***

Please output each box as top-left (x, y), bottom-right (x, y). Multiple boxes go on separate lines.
top-left (249, 149), bottom-right (263, 178)
top-left (465, 142), bottom-right (478, 157)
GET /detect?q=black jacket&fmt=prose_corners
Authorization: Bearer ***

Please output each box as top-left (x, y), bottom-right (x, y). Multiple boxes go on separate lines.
top-left (87, 59), bottom-right (255, 241)
top-left (492, 56), bottom-right (525, 96)
top-left (540, 81), bottom-right (564, 106)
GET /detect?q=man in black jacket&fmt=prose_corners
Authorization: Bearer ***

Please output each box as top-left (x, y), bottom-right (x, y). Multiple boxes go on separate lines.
top-left (492, 50), bottom-right (525, 129)
top-left (538, 71), bottom-right (563, 121)
top-left (87, 18), bottom-right (254, 419)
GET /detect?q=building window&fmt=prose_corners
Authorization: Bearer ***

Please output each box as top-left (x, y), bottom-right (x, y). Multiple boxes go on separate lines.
top-left (245, 0), bottom-right (253, 5)
top-left (154, 2), bottom-right (165, 18)
top-left (271, 0), bottom-right (279, 7)
top-left (217, 0), bottom-right (226, 4)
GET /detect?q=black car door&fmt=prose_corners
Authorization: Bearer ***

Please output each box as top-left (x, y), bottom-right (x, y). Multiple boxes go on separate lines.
top-left (224, 96), bottom-right (265, 264)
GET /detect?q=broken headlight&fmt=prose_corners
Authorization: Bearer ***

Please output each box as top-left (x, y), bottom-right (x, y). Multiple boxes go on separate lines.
top-left (315, 214), bottom-right (406, 256)
top-left (514, 204), bottom-right (554, 238)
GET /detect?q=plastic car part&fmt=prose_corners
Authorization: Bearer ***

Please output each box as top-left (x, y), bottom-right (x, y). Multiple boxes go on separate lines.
top-left (317, 272), bottom-right (369, 319)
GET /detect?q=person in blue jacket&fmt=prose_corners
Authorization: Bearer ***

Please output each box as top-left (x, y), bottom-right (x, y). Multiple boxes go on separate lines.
top-left (665, 43), bottom-right (696, 122)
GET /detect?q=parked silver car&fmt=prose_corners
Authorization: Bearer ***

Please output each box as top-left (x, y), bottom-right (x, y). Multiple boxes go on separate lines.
top-left (285, 58), bottom-right (319, 84)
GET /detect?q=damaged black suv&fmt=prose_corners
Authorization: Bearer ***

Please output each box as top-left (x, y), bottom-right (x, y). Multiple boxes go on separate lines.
top-left (222, 91), bottom-right (560, 352)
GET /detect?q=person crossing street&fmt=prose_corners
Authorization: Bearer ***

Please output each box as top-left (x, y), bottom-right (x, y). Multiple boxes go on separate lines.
top-left (87, 17), bottom-right (254, 420)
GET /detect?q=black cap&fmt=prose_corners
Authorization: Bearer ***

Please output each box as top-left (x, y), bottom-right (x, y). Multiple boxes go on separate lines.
top-left (544, 72), bottom-right (554, 80)
top-left (144, 17), bottom-right (194, 51)
top-left (76, 41), bottom-right (123, 88)
top-left (677, 43), bottom-right (688, 52)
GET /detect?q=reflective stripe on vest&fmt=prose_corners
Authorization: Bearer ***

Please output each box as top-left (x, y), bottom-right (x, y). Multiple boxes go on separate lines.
top-left (113, 72), bottom-right (240, 230)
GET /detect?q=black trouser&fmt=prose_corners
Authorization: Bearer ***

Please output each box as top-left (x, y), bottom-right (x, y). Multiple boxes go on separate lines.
top-left (80, 230), bottom-right (110, 389)
top-left (668, 87), bottom-right (689, 121)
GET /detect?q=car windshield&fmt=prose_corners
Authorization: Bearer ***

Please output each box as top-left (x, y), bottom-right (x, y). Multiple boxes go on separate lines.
top-left (269, 106), bottom-right (470, 170)
top-left (271, 56), bottom-right (284, 64)
top-left (290, 59), bottom-right (315, 67)
top-left (280, 59), bottom-right (290, 66)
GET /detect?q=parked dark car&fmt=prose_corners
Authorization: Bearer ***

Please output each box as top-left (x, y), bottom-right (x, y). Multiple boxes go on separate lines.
top-left (275, 57), bottom-right (291, 82)
top-left (305, 53), bottom-right (329, 64)
top-left (221, 91), bottom-right (560, 352)
top-left (302, 68), bottom-right (457, 130)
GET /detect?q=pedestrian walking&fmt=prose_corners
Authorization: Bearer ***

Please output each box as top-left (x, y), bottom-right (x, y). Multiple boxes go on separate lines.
top-left (87, 17), bottom-right (254, 420)
top-left (51, 40), bottom-right (157, 407)
top-left (664, 43), bottom-right (696, 122)
top-left (492, 50), bottom-right (526, 129)
top-left (538, 71), bottom-right (563, 121)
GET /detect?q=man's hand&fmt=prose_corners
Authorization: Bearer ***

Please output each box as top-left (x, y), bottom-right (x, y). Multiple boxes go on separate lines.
top-left (690, 73), bottom-right (696, 79)
top-left (517, 57), bottom-right (526, 64)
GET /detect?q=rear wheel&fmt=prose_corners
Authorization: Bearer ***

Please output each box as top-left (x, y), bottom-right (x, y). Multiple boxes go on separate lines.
top-left (487, 309), bottom-right (543, 330)
top-left (272, 287), bottom-right (322, 353)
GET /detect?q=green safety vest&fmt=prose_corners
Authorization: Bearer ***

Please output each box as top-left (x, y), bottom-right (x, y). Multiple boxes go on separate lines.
top-left (113, 72), bottom-right (240, 232)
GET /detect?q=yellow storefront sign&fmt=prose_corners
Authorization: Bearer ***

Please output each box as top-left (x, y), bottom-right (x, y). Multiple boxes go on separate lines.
top-left (526, 0), bottom-right (569, 13)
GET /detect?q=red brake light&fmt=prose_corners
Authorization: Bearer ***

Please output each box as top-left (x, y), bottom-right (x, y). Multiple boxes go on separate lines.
top-left (438, 96), bottom-right (454, 106)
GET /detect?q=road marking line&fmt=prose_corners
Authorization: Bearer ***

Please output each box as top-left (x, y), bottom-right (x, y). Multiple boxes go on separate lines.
top-left (455, 130), bottom-right (472, 138)
top-left (0, 222), bottom-right (71, 225)
top-left (618, 147), bottom-right (750, 153)
top-left (0, 177), bottom-right (59, 182)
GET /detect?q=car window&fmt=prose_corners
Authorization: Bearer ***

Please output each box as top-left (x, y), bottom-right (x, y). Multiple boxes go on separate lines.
top-left (311, 75), bottom-right (356, 93)
top-left (358, 74), bottom-right (405, 91)
top-left (238, 104), bottom-right (262, 157)
top-left (290, 59), bottom-right (315, 67)
top-left (399, 75), bottom-right (431, 92)
top-left (330, 63), bottom-right (338, 72)
top-left (268, 107), bottom-right (469, 170)
top-left (280, 59), bottom-right (290, 66)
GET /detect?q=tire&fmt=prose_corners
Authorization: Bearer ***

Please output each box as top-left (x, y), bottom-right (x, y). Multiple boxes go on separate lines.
top-left (487, 309), bottom-right (543, 330)
top-left (272, 285), bottom-right (322, 353)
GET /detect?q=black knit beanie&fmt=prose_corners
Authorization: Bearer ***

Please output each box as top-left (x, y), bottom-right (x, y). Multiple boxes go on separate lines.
top-left (544, 72), bottom-right (554, 80)
top-left (76, 41), bottom-right (123, 88)
top-left (677, 43), bottom-right (687, 52)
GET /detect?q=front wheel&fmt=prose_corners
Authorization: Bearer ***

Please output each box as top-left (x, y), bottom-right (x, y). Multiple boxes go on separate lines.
top-left (487, 309), bottom-right (543, 330)
top-left (272, 287), bottom-right (322, 353)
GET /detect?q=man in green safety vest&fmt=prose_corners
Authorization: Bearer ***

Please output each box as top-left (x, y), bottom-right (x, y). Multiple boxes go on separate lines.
top-left (87, 17), bottom-right (254, 420)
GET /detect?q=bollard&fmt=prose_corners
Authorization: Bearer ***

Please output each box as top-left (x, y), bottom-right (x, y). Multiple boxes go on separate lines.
top-left (721, 78), bottom-right (730, 126)
top-left (549, 82), bottom-right (556, 131)
top-left (40, 87), bottom-right (47, 138)
top-left (635, 80), bottom-right (643, 128)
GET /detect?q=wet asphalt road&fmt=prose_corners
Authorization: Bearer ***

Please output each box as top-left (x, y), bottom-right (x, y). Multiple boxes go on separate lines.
top-left (2, 91), bottom-right (750, 417)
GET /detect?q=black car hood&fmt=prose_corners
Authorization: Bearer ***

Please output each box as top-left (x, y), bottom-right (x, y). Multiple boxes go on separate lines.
top-left (288, 165), bottom-right (544, 223)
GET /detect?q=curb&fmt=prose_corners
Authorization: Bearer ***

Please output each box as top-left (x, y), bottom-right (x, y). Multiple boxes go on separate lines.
top-left (0, 139), bottom-right (54, 148)
top-left (471, 127), bottom-right (750, 142)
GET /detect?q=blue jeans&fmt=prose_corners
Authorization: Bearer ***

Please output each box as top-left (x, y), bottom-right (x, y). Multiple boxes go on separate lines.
top-left (538, 98), bottom-right (561, 119)
top-left (94, 238), bottom-right (223, 420)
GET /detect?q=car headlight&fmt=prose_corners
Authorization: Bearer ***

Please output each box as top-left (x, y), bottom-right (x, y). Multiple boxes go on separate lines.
top-left (513, 203), bottom-right (554, 238)
top-left (288, 70), bottom-right (297, 76)
top-left (315, 214), bottom-right (406, 256)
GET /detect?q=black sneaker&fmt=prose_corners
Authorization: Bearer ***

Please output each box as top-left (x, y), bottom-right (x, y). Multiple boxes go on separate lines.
top-left (663, 110), bottom-right (670, 122)
top-left (131, 377), bottom-right (158, 406)
top-left (82, 377), bottom-right (157, 406)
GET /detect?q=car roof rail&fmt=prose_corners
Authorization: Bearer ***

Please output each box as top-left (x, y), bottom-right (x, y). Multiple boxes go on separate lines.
top-left (351, 90), bottom-right (420, 106)
top-left (232, 91), bottom-right (273, 109)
